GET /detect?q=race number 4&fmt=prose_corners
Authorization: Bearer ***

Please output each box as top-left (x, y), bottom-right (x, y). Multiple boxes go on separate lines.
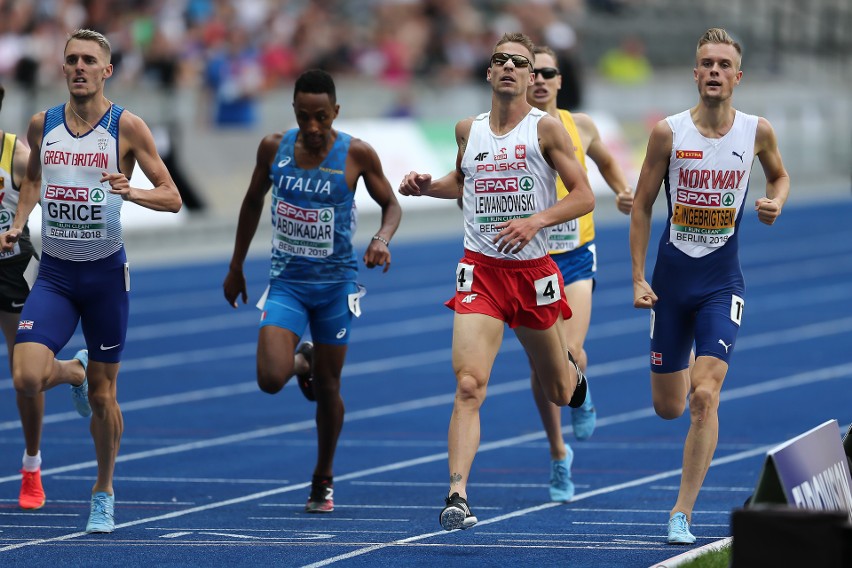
top-left (730, 294), bottom-right (744, 325)
top-left (534, 273), bottom-right (561, 306)
top-left (455, 262), bottom-right (474, 292)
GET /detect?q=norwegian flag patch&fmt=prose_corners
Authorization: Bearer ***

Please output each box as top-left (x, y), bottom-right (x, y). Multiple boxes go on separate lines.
top-left (651, 351), bottom-right (663, 366)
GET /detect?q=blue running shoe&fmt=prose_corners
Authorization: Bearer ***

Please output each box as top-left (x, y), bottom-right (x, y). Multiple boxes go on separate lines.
top-left (86, 492), bottom-right (115, 533)
top-left (70, 349), bottom-right (91, 418)
top-left (571, 388), bottom-right (596, 441)
top-left (549, 446), bottom-right (575, 502)
top-left (440, 493), bottom-right (477, 531)
top-left (667, 512), bottom-right (696, 544)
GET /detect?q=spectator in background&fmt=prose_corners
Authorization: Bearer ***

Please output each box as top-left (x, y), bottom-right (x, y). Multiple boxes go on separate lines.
top-left (203, 25), bottom-right (263, 127)
top-left (599, 36), bottom-right (652, 85)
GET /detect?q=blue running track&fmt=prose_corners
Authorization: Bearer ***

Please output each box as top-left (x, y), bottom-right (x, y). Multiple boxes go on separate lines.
top-left (0, 196), bottom-right (850, 567)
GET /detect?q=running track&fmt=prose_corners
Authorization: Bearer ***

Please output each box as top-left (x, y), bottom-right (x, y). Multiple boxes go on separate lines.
top-left (0, 196), bottom-right (850, 567)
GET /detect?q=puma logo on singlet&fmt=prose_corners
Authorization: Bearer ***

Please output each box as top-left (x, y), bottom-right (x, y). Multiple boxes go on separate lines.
top-left (718, 339), bottom-right (732, 353)
top-left (731, 150), bottom-right (745, 163)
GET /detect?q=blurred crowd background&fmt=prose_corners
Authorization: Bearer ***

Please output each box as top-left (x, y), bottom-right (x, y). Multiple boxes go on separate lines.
top-left (0, 0), bottom-right (849, 223)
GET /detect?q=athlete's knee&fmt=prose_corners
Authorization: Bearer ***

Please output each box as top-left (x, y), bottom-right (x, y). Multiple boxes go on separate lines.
top-left (87, 386), bottom-right (117, 417)
top-left (13, 373), bottom-right (42, 397)
top-left (312, 374), bottom-right (341, 400)
top-left (688, 386), bottom-right (719, 422)
top-left (12, 364), bottom-right (48, 397)
top-left (455, 371), bottom-right (486, 407)
top-left (257, 368), bottom-right (285, 394)
top-left (653, 393), bottom-right (686, 420)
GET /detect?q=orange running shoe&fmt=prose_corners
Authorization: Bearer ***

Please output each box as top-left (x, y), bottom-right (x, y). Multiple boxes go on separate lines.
top-left (19, 468), bottom-right (45, 509)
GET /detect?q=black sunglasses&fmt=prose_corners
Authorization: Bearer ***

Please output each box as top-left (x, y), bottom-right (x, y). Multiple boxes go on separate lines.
top-left (534, 67), bottom-right (560, 79)
top-left (490, 52), bottom-right (532, 69)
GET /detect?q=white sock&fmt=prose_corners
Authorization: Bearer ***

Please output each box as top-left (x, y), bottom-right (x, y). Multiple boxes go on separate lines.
top-left (22, 450), bottom-right (41, 472)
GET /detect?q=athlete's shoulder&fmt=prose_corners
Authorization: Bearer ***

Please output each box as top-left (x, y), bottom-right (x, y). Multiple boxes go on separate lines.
top-left (347, 134), bottom-right (380, 164)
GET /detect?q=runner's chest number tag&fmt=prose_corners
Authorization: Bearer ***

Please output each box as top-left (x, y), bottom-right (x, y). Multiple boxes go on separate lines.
top-left (455, 262), bottom-right (474, 292)
top-left (534, 273), bottom-right (561, 306)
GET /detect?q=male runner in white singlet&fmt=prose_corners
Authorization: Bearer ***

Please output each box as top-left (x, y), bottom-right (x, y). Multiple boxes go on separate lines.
top-left (400, 32), bottom-right (594, 531)
top-left (0, 29), bottom-right (182, 533)
top-left (630, 28), bottom-right (790, 545)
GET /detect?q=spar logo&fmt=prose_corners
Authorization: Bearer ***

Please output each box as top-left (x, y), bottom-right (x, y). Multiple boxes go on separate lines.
top-left (90, 187), bottom-right (106, 202)
top-left (676, 190), bottom-right (736, 207)
top-left (676, 150), bottom-right (703, 159)
top-left (0, 210), bottom-right (10, 225)
top-left (474, 178), bottom-right (518, 193)
top-left (676, 189), bottom-right (720, 207)
top-left (518, 176), bottom-right (534, 191)
top-left (45, 185), bottom-right (89, 201)
top-left (276, 201), bottom-right (319, 222)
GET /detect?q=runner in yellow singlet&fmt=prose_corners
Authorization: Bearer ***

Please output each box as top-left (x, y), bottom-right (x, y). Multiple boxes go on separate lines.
top-left (525, 45), bottom-right (634, 502)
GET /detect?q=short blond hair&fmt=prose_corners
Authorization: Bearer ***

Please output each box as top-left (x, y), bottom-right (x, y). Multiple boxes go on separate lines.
top-left (696, 28), bottom-right (741, 68)
top-left (65, 29), bottom-right (112, 61)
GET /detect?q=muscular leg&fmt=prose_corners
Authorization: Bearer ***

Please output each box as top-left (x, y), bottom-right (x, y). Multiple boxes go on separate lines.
top-left (255, 326), bottom-right (310, 394)
top-left (529, 279), bottom-right (593, 458)
top-left (447, 312), bottom-right (503, 499)
top-left (516, 314), bottom-right (579, 407)
top-left (0, 314), bottom-right (45, 457)
top-left (13, 342), bottom-right (87, 454)
top-left (671, 356), bottom-right (727, 521)
top-left (256, 325), bottom-right (327, 474)
top-left (86, 361), bottom-right (122, 494)
top-left (312, 343), bottom-right (347, 477)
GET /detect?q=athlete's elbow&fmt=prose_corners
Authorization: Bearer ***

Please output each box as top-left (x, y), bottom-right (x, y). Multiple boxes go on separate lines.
top-left (165, 193), bottom-right (183, 213)
top-left (579, 190), bottom-right (595, 216)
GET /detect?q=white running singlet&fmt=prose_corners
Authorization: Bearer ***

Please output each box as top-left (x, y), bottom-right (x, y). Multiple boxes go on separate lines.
top-left (460, 108), bottom-right (557, 261)
top-left (40, 103), bottom-right (125, 261)
top-left (664, 109), bottom-right (758, 259)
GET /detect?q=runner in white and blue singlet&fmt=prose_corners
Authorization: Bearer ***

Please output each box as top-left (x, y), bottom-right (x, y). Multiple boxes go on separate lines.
top-left (0, 84), bottom-right (94, 513)
top-left (224, 69), bottom-right (401, 515)
top-left (630, 28), bottom-right (790, 545)
top-left (0, 30), bottom-right (182, 533)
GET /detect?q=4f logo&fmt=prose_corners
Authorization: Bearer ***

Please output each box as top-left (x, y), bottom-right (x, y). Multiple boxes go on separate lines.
top-left (461, 294), bottom-right (478, 304)
top-left (474, 152), bottom-right (488, 161)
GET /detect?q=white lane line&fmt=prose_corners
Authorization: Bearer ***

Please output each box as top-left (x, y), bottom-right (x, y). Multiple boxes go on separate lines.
top-left (55, 475), bottom-right (288, 485)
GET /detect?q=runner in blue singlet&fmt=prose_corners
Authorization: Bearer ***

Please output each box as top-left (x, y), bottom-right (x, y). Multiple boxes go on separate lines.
top-left (224, 69), bottom-right (401, 514)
